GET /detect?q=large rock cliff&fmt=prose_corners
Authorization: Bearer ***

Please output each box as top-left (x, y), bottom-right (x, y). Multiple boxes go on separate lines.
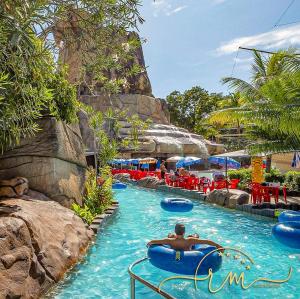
top-left (0, 117), bottom-right (87, 208)
top-left (54, 16), bottom-right (223, 158)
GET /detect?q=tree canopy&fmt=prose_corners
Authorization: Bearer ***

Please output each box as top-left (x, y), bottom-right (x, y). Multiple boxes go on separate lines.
top-left (166, 86), bottom-right (223, 138)
top-left (0, 0), bottom-right (143, 152)
top-left (209, 49), bottom-right (300, 154)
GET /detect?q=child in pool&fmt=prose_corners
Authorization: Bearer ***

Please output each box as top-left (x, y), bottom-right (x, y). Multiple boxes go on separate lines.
top-left (147, 223), bottom-right (223, 252)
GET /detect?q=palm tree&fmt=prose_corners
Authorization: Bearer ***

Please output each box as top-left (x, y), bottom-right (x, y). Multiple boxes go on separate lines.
top-left (222, 49), bottom-right (300, 101)
top-left (209, 92), bottom-right (245, 135)
top-left (208, 50), bottom-right (300, 172)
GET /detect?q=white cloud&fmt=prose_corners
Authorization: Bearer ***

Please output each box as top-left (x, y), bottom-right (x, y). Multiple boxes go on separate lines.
top-left (166, 5), bottom-right (187, 16)
top-left (216, 24), bottom-right (300, 55)
top-left (234, 57), bottom-right (253, 64)
top-left (152, 0), bottom-right (187, 17)
top-left (212, 0), bottom-right (227, 4)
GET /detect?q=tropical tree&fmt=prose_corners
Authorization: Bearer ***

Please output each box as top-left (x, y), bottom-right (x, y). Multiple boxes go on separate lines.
top-left (166, 86), bottom-right (223, 137)
top-left (222, 49), bottom-right (300, 100)
top-left (208, 50), bottom-right (300, 171)
top-left (0, 0), bottom-right (143, 152)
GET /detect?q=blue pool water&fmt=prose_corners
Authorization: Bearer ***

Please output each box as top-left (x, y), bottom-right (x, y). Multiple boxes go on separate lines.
top-left (48, 186), bottom-right (300, 298)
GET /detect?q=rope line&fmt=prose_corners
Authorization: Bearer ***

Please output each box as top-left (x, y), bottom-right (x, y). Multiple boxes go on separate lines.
top-left (274, 0), bottom-right (296, 27)
top-left (230, 48), bottom-right (240, 77)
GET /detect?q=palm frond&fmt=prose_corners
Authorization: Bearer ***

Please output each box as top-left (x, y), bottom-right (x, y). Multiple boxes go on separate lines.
top-left (221, 77), bottom-right (260, 101)
top-left (251, 51), bottom-right (267, 86)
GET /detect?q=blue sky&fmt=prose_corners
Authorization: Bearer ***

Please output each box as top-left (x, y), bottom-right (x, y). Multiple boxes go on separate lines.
top-left (139, 0), bottom-right (300, 98)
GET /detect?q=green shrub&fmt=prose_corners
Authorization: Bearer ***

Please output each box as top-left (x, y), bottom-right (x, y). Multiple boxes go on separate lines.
top-left (84, 166), bottom-right (113, 216)
top-left (284, 171), bottom-right (300, 192)
top-left (228, 168), bottom-right (252, 184)
top-left (229, 168), bottom-right (300, 192)
top-left (73, 166), bottom-right (114, 224)
top-left (72, 203), bottom-right (94, 225)
top-left (264, 168), bottom-right (285, 183)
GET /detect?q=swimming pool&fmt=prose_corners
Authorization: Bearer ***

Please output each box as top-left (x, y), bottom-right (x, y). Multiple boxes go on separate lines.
top-left (48, 186), bottom-right (300, 299)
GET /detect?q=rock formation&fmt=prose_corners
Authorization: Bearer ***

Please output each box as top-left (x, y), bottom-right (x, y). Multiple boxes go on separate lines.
top-left (0, 117), bottom-right (87, 208)
top-left (207, 189), bottom-right (250, 209)
top-left (0, 177), bottom-right (29, 198)
top-left (136, 176), bottom-right (165, 189)
top-left (53, 16), bottom-right (224, 158)
top-left (0, 195), bottom-right (93, 299)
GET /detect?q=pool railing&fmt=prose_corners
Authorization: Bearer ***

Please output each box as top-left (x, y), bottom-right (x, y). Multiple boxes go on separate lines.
top-left (128, 257), bottom-right (175, 299)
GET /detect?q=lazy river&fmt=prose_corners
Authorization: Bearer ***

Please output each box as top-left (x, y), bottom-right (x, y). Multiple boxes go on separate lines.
top-left (48, 186), bottom-right (300, 299)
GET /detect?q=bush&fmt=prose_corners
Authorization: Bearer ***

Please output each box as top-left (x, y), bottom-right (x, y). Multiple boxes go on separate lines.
top-left (228, 168), bottom-right (252, 184)
top-left (229, 168), bottom-right (300, 192)
top-left (72, 203), bottom-right (94, 225)
top-left (284, 171), bottom-right (300, 192)
top-left (72, 166), bottom-right (113, 224)
top-left (264, 168), bottom-right (285, 183)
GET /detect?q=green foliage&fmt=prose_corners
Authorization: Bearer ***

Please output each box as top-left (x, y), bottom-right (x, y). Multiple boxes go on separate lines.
top-left (74, 166), bottom-right (114, 223)
top-left (0, 0), bottom-right (143, 152)
top-left (72, 203), bottom-right (94, 225)
top-left (82, 102), bottom-right (150, 167)
top-left (264, 168), bottom-right (285, 183)
top-left (127, 114), bottom-right (152, 151)
top-left (219, 49), bottom-right (300, 154)
top-left (48, 67), bottom-right (78, 123)
top-left (228, 168), bottom-right (252, 184)
top-left (228, 168), bottom-right (300, 192)
top-left (97, 166), bottom-right (114, 207)
top-left (84, 167), bottom-right (112, 216)
top-left (166, 86), bottom-right (224, 138)
top-left (284, 171), bottom-right (300, 192)
top-left (0, 15), bottom-right (53, 151)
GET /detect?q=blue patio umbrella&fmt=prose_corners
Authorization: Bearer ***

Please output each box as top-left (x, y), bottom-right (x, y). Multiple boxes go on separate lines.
top-left (177, 156), bottom-right (203, 168)
top-left (127, 159), bottom-right (140, 165)
top-left (208, 156), bottom-right (241, 170)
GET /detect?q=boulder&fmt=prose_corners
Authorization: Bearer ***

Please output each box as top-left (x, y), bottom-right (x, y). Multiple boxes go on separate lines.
top-left (207, 189), bottom-right (228, 206)
top-left (0, 177), bottom-right (29, 198)
top-left (207, 189), bottom-right (250, 209)
top-left (0, 117), bottom-right (87, 207)
top-left (113, 173), bottom-right (132, 183)
top-left (226, 189), bottom-right (250, 207)
top-left (136, 176), bottom-right (165, 189)
top-left (0, 196), bottom-right (93, 299)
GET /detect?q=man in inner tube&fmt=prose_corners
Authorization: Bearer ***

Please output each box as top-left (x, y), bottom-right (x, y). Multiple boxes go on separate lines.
top-left (147, 223), bottom-right (224, 252)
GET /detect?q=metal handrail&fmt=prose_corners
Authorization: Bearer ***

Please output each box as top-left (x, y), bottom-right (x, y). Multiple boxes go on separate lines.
top-left (128, 257), bottom-right (176, 299)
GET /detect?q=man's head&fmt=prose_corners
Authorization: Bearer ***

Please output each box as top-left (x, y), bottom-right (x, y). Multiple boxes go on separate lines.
top-left (175, 223), bottom-right (185, 236)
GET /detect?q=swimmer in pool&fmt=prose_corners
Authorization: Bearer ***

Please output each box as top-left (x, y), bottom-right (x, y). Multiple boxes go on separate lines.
top-left (147, 223), bottom-right (223, 252)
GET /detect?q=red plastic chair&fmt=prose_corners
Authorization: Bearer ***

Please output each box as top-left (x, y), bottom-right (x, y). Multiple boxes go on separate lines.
top-left (229, 179), bottom-right (240, 189)
top-left (165, 174), bottom-right (171, 185)
top-left (282, 185), bottom-right (287, 204)
top-left (198, 177), bottom-right (211, 194)
top-left (185, 177), bottom-right (198, 190)
top-left (261, 186), bottom-right (271, 203)
top-left (178, 176), bottom-right (188, 188)
top-left (214, 180), bottom-right (228, 190)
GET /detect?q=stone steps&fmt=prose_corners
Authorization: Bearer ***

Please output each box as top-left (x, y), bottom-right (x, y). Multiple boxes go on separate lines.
top-left (89, 202), bottom-right (119, 234)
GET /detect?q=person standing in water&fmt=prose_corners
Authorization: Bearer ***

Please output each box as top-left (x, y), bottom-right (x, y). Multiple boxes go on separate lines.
top-left (160, 160), bottom-right (167, 179)
top-left (147, 223), bottom-right (223, 252)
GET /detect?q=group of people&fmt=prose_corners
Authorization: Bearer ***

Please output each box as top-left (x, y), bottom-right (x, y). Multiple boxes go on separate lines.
top-left (159, 160), bottom-right (190, 180)
top-left (169, 167), bottom-right (190, 181)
